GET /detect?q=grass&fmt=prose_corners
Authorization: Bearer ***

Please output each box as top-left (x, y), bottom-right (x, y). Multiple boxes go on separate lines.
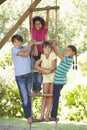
top-left (0, 117), bottom-right (87, 130)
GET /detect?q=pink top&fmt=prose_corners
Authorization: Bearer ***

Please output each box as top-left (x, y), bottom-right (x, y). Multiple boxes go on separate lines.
top-left (31, 27), bottom-right (48, 53)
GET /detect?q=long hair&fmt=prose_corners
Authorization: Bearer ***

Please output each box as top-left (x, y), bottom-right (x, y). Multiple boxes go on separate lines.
top-left (33, 16), bottom-right (45, 29)
top-left (67, 45), bottom-right (77, 70)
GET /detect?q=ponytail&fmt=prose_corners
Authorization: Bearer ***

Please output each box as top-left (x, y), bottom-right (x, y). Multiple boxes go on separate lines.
top-left (73, 54), bottom-right (77, 70)
top-left (67, 45), bottom-right (77, 70)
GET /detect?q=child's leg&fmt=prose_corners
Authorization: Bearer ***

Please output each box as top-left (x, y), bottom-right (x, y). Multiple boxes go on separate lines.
top-left (39, 83), bottom-right (49, 120)
top-left (15, 73), bottom-right (32, 124)
top-left (33, 72), bottom-right (42, 94)
top-left (45, 83), bottom-right (53, 121)
top-left (51, 84), bottom-right (63, 118)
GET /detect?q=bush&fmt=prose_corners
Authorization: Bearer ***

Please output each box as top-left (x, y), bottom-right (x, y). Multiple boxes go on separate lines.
top-left (0, 78), bottom-right (23, 117)
top-left (0, 77), bottom-right (6, 99)
top-left (32, 96), bottom-right (42, 118)
top-left (61, 84), bottom-right (87, 121)
top-left (78, 52), bottom-right (87, 76)
top-left (0, 78), bottom-right (42, 118)
top-left (1, 76), bottom-right (87, 122)
top-left (0, 51), bottom-right (12, 68)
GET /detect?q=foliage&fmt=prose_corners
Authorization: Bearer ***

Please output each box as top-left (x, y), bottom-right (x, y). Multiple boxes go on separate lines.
top-left (0, 80), bottom-right (23, 117)
top-left (61, 84), bottom-right (87, 121)
top-left (0, 0), bottom-right (87, 53)
top-left (78, 52), bottom-right (87, 76)
top-left (32, 96), bottom-right (42, 118)
top-left (0, 77), bottom-right (6, 99)
top-left (1, 78), bottom-right (87, 122)
top-left (0, 76), bottom-right (42, 118)
top-left (0, 51), bottom-right (12, 68)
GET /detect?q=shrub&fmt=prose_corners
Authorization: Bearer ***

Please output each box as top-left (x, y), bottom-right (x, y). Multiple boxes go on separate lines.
top-left (78, 52), bottom-right (87, 76)
top-left (60, 84), bottom-right (87, 121)
top-left (0, 51), bottom-right (12, 68)
top-left (0, 80), bottom-right (23, 117)
top-left (0, 77), bottom-right (6, 99)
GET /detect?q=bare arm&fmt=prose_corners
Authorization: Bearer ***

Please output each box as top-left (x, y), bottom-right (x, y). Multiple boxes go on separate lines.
top-left (32, 45), bottom-right (38, 56)
top-left (50, 59), bottom-right (57, 71)
top-left (34, 59), bottom-right (51, 74)
top-left (52, 41), bottom-right (64, 61)
top-left (29, 12), bottom-right (33, 32)
top-left (17, 41), bottom-right (33, 57)
top-left (45, 6), bottom-right (50, 29)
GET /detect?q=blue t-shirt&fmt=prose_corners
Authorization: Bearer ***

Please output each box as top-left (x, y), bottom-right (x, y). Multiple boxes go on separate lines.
top-left (11, 46), bottom-right (31, 76)
top-left (54, 56), bottom-right (73, 84)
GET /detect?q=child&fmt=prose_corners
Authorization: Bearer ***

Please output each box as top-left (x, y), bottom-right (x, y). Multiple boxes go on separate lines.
top-left (11, 34), bottom-right (36, 124)
top-left (29, 7), bottom-right (50, 94)
top-left (34, 41), bottom-right (57, 121)
top-left (50, 42), bottom-right (77, 121)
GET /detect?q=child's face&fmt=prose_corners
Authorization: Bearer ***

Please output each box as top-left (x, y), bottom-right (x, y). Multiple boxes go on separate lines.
top-left (43, 46), bottom-right (51, 55)
top-left (65, 47), bottom-right (75, 57)
top-left (13, 39), bottom-right (22, 48)
top-left (34, 21), bottom-right (42, 30)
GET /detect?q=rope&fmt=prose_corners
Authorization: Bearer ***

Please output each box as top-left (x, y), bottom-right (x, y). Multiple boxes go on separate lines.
top-left (55, 0), bottom-right (58, 40)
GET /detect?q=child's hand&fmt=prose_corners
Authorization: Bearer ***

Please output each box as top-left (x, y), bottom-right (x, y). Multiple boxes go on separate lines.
top-left (46, 6), bottom-right (50, 10)
top-left (44, 69), bottom-right (51, 74)
top-left (32, 39), bottom-right (36, 45)
top-left (52, 40), bottom-right (58, 47)
top-left (28, 40), bottom-right (33, 47)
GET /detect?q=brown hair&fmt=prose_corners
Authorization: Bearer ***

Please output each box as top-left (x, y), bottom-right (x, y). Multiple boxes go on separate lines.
top-left (67, 45), bottom-right (77, 70)
top-left (11, 34), bottom-right (23, 43)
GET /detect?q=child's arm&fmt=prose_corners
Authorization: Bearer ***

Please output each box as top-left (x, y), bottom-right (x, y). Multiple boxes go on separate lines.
top-left (29, 11), bottom-right (33, 32)
top-left (32, 45), bottom-right (38, 56)
top-left (17, 40), bottom-right (33, 57)
top-left (34, 59), bottom-right (51, 74)
top-left (50, 59), bottom-right (57, 72)
top-left (45, 6), bottom-right (50, 29)
top-left (52, 41), bottom-right (64, 61)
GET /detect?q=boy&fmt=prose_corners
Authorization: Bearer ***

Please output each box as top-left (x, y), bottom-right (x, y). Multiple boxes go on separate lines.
top-left (11, 34), bottom-right (36, 124)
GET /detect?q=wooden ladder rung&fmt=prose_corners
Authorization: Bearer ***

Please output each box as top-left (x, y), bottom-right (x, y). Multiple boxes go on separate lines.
top-left (32, 118), bottom-right (59, 122)
top-left (30, 6), bottom-right (60, 12)
top-left (29, 93), bottom-right (53, 97)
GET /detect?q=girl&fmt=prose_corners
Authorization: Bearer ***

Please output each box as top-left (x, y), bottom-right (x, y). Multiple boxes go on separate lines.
top-left (34, 41), bottom-right (57, 121)
top-left (50, 42), bottom-right (77, 121)
top-left (29, 7), bottom-right (50, 94)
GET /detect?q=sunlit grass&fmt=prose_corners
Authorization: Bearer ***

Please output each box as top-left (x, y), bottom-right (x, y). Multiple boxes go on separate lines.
top-left (0, 117), bottom-right (87, 130)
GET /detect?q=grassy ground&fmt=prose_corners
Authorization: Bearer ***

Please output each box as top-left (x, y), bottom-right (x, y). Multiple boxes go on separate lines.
top-left (0, 117), bottom-right (87, 130)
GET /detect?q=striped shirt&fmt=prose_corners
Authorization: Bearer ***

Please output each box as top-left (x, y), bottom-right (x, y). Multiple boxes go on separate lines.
top-left (54, 56), bottom-right (73, 84)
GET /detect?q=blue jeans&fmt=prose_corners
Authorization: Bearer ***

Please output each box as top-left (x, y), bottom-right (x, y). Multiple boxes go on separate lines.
top-left (15, 73), bottom-right (32, 119)
top-left (51, 84), bottom-right (64, 118)
top-left (32, 57), bottom-right (42, 91)
top-left (33, 72), bottom-right (42, 91)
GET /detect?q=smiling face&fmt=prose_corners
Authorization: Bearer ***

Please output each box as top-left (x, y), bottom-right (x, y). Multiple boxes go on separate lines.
top-left (65, 47), bottom-right (75, 57)
top-left (34, 20), bottom-right (42, 30)
top-left (43, 45), bottom-right (52, 56)
top-left (13, 39), bottom-right (22, 48)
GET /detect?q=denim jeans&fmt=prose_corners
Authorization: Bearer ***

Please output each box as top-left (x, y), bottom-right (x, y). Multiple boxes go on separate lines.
top-left (51, 84), bottom-right (64, 118)
top-left (32, 56), bottom-right (42, 91)
top-left (33, 72), bottom-right (42, 91)
top-left (15, 73), bottom-right (32, 119)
